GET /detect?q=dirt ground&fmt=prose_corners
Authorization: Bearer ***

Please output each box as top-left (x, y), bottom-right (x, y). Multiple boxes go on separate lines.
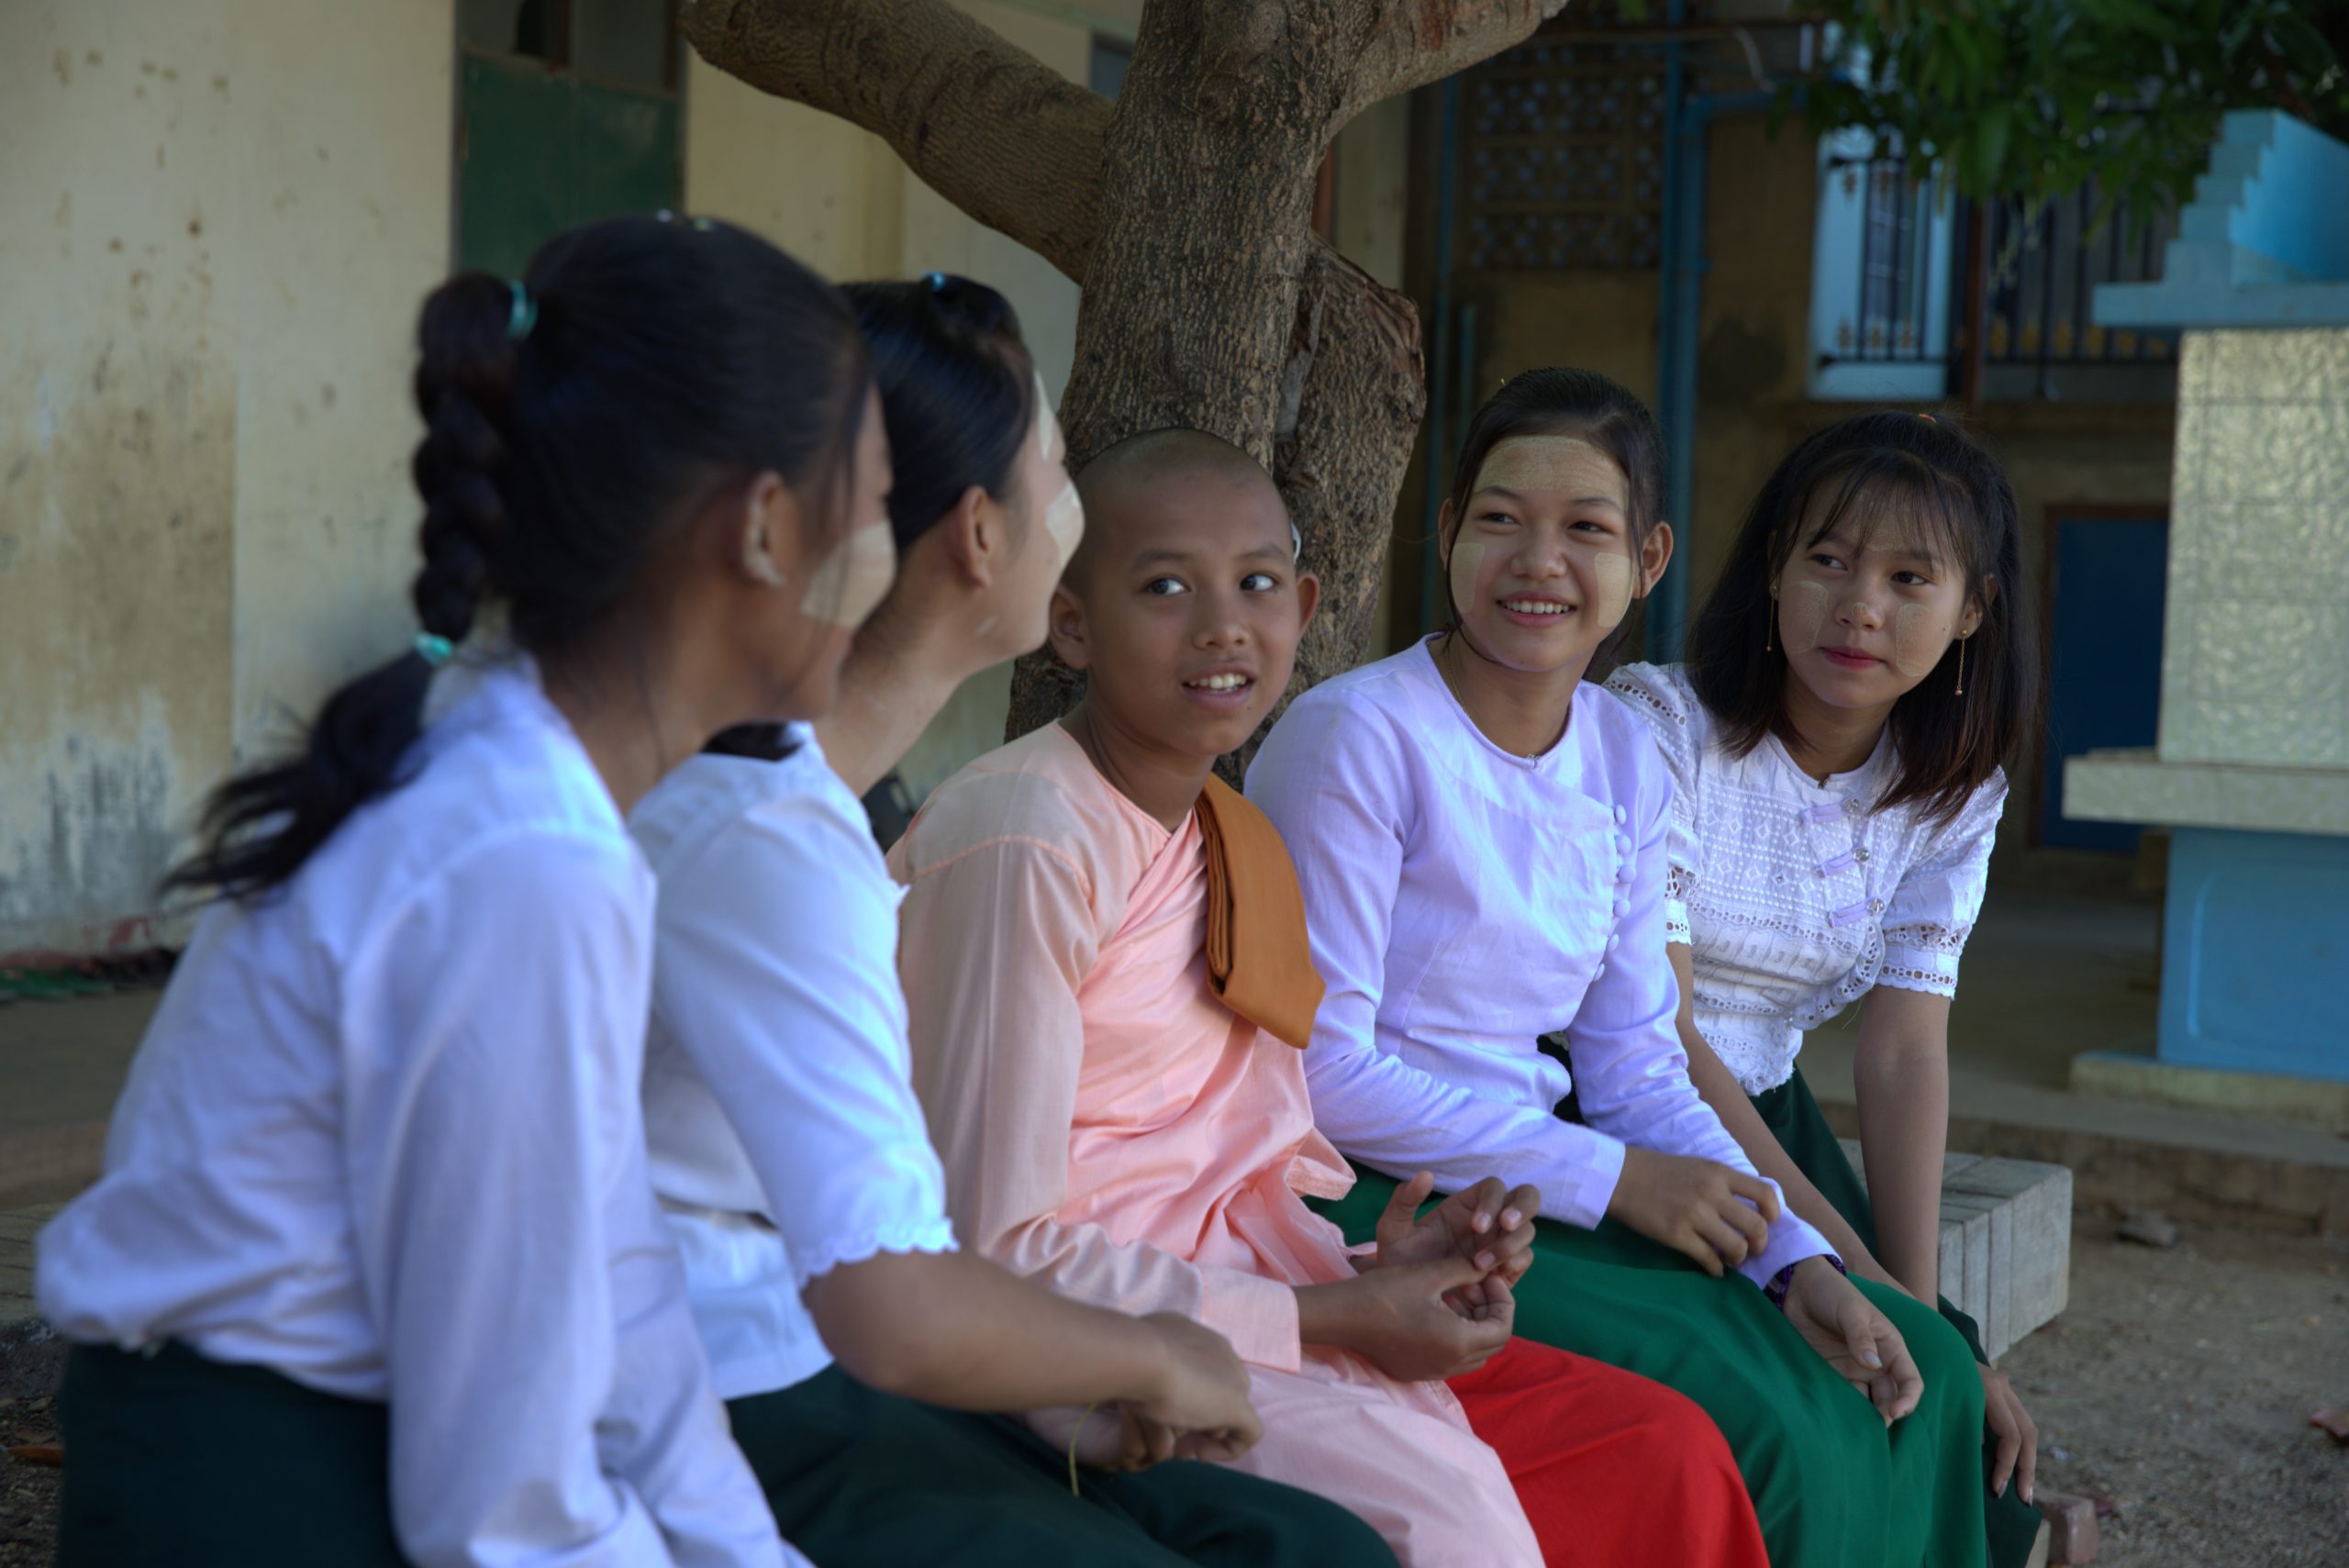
top-left (1999, 1219), bottom-right (2349, 1567)
top-left (1, 1220), bottom-right (2343, 1566)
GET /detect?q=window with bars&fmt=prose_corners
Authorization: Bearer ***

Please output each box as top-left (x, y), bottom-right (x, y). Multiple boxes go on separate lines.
top-left (1458, 12), bottom-right (1668, 272)
top-left (1808, 128), bottom-right (2177, 401)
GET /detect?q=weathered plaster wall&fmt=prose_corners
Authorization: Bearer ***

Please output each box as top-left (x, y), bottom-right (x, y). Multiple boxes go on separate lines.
top-left (1, 1), bottom-right (451, 957)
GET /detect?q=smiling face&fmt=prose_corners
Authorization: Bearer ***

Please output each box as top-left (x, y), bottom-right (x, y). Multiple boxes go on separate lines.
top-left (1052, 458), bottom-right (1316, 765)
top-left (1442, 435), bottom-right (1642, 678)
top-left (1774, 485), bottom-right (1985, 716)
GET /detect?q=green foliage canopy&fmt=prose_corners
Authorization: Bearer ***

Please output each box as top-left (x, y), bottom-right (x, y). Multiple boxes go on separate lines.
top-left (1791, 1), bottom-right (2349, 229)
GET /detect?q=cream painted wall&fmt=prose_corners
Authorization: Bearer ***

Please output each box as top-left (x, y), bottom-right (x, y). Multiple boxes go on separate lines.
top-left (0, 0), bottom-right (452, 957)
top-left (0, 0), bottom-right (1415, 951)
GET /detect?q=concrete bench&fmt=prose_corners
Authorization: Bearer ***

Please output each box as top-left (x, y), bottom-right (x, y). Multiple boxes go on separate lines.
top-left (1836, 1140), bottom-right (2071, 1360)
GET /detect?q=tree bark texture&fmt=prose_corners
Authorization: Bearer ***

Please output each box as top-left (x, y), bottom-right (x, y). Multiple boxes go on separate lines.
top-left (682, 0), bottom-right (1563, 773)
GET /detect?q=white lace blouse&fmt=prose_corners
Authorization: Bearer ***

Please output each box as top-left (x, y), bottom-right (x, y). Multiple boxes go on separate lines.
top-left (1603, 662), bottom-right (2008, 1096)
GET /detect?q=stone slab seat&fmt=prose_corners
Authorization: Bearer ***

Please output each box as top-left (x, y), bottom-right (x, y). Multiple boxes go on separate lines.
top-left (1835, 1140), bottom-right (2072, 1361)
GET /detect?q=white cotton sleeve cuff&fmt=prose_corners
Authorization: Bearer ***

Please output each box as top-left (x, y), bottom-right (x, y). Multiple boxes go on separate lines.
top-left (1549, 1127), bottom-right (1630, 1231)
top-left (1737, 1196), bottom-right (1837, 1289)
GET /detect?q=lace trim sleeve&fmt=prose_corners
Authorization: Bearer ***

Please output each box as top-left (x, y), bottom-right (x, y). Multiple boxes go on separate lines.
top-left (1876, 920), bottom-right (1965, 995)
top-left (1664, 863), bottom-right (1695, 947)
top-left (1874, 771), bottom-right (2006, 997)
top-left (790, 1217), bottom-right (959, 1290)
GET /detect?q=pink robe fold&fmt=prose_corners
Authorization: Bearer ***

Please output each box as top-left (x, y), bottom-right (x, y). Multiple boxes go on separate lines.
top-left (891, 726), bottom-right (1541, 1568)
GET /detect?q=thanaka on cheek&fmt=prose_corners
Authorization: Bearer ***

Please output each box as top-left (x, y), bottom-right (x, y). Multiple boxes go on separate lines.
top-left (1781, 580), bottom-right (1832, 654)
top-left (803, 521), bottom-right (896, 628)
top-left (1449, 539), bottom-right (1487, 614)
top-left (1891, 602), bottom-right (1951, 678)
top-left (1045, 484), bottom-right (1085, 569)
top-left (1587, 552), bottom-right (1632, 630)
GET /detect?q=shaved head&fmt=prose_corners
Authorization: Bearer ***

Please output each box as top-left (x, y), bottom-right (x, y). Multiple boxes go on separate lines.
top-left (1068, 428), bottom-right (1287, 594)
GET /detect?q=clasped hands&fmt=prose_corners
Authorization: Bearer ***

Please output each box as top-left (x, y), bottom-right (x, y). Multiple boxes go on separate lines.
top-left (1044, 1172), bottom-right (1538, 1473)
top-left (1295, 1170), bottom-right (1542, 1385)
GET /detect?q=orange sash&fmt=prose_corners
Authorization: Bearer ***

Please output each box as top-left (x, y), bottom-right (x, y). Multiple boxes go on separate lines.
top-left (1194, 775), bottom-right (1326, 1050)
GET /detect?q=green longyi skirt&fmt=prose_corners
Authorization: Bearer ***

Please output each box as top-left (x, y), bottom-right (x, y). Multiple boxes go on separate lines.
top-left (1751, 1064), bottom-right (2046, 1568)
top-left (1315, 1167), bottom-right (1990, 1568)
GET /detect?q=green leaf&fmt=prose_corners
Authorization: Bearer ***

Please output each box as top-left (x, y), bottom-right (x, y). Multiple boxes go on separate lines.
top-left (1963, 100), bottom-right (2013, 197)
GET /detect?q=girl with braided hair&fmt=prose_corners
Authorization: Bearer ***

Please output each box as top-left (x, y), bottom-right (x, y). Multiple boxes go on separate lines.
top-left (38, 215), bottom-right (886, 1568)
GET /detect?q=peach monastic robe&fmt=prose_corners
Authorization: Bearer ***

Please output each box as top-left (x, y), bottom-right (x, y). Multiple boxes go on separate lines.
top-left (890, 725), bottom-right (1542, 1568)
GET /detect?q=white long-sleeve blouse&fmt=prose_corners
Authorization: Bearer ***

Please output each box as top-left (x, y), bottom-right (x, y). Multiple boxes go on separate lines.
top-left (1247, 639), bottom-right (1832, 1289)
top-left (37, 660), bottom-right (785, 1568)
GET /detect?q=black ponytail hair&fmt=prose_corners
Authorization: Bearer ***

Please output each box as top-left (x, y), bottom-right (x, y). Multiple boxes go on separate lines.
top-left (703, 272), bottom-right (1038, 762)
top-left (169, 215), bottom-right (870, 899)
top-left (1439, 367), bottom-right (1667, 667)
top-left (1682, 411), bottom-right (2041, 826)
top-left (846, 273), bottom-right (1037, 553)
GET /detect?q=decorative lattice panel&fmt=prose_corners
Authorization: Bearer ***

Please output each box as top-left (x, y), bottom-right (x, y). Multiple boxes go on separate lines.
top-left (1459, 14), bottom-right (1669, 272)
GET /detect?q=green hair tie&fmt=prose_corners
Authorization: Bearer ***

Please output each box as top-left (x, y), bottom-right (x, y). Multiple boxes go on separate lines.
top-left (505, 279), bottom-right (537, 342)
top-left (413, 632), bottom-right (455, 668)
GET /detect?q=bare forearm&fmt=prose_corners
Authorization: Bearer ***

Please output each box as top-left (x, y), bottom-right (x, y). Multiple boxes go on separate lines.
top-left (1852, 1044), bottom-right (1948, 1303)
top-left (806, 1249), bottom-right (1169, 1412)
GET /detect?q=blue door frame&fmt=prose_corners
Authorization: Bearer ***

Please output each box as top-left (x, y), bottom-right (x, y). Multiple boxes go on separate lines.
top-left (2040, 507), bottom-right (2169, 851)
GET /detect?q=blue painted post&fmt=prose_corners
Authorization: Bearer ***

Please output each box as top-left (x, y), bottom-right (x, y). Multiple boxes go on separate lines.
top-left (1653, 88), bottom-right (1775, 660)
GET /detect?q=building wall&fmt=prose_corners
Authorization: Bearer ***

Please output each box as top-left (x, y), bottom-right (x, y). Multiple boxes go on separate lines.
top-left (0, 0), bottom-right (453, 958)
top-left (0, 0), bottom-right (1451, 953)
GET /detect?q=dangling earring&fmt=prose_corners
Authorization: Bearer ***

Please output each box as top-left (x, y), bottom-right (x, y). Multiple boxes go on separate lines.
top-left (1765, 585), bottom-right (1777, 653)
top-left (1954, 634), bottom-right (1967, 695)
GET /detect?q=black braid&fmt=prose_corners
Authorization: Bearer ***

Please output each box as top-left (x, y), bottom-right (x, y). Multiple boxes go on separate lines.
top-left (167, 216), bottom-right (870, 900)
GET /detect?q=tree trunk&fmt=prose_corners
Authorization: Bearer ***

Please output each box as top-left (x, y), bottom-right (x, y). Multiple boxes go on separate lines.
top-left (681, 0), bottom-right (1559, 773)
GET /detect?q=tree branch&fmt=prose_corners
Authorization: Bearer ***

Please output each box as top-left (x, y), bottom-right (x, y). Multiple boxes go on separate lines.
top-left (1338, 0), bottom-right (1566, 121)
top-left (680, 0), bottom-right (1110, 281)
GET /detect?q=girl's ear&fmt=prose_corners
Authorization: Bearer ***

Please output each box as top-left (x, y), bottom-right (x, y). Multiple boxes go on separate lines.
top-left (1046, 582), bottom-right (1091, 671)
top-left (938, 485), bottom-right (992, 589)
top-left (1436, 497), bottom-right (1457, 573)
top-left (1638, 521), bottom-right (1675, 596)
top-left (1962, 574), bottom-right (1998, 639)
top-left (736, 471), bottom-right (800, 589)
